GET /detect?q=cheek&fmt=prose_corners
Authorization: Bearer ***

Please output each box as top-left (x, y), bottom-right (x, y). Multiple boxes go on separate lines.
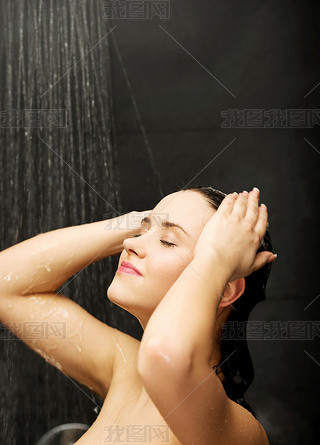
top-left (147, 252), bottom-right (191, 293)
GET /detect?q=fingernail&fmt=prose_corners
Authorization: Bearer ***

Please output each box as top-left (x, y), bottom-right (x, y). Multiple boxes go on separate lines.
top-left (253, 187), bottom-right (260, 198)
top-left (267, 253), bottom-right (277, 263)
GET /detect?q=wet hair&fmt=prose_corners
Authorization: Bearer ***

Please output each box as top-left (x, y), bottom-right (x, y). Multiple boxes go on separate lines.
top-left (181, 185), bottom-right (273, 418)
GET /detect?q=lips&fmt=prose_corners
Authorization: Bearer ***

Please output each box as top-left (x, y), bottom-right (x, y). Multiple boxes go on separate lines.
top-left (118, 260), bottom-right (143, 276)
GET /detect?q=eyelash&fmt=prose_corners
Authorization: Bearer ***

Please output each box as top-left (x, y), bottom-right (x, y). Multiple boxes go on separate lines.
top-left (132, 233), bottom-right (175, 248)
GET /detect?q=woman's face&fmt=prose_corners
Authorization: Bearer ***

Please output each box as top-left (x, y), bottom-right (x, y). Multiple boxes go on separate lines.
top-left (107, 190), bottom-right (214, 328)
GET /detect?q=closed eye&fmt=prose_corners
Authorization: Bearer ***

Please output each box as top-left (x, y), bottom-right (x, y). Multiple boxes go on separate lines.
top-left (132, 233), bottom-right (176, 247)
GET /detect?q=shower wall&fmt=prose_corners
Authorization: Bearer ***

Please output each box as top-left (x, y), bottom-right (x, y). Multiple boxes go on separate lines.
top-left (108, 1), bottom-right (320, 445)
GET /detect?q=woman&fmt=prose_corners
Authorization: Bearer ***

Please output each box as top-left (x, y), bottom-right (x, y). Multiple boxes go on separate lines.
top-left (0, 185), bottom-right (276, 444)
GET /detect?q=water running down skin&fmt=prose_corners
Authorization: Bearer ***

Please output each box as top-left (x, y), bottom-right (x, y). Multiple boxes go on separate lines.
top-left (0, 189), bottom-right (273, 444)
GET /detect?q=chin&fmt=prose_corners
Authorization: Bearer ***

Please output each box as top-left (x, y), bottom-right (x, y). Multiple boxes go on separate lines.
top-left (107, 281), bottom-right (156, 321)
top-left (107, 279), bottom-right (137, 312)
top-left (107, 280), bottom-right (125, 305)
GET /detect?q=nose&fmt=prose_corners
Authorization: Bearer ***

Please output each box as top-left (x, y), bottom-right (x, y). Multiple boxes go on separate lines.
top-left (123, 237), bottom-right (136, 254)
top-left (123, 233), bottom-right (146, 256)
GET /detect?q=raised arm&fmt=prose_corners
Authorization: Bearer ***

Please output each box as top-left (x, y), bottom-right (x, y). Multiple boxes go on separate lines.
top-left (0, 211), bottom-right (146, 398)
top-left (138, 189), bottom-right (274, 445)
top-left (0, 212), bottom-right (144, 296)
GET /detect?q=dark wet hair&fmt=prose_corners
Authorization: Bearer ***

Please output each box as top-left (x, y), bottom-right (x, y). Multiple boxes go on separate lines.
top-left (181, 185), bottom-right (273, 418)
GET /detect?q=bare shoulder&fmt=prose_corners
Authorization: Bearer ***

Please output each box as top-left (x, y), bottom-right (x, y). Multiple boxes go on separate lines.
top-left (226, 398), bottom-right (270, 445)
top-left (257, 421), bottom-right (270, 445)
top-left (221, 398), bottom-right (270, 445)
top-left (138, 351), bottom-right (270, 445)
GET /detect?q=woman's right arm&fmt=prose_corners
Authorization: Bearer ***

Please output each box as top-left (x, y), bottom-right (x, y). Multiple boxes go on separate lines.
top-left (0, 211), bottom-right (143, 296)
top-left (0, 211), bottom-right (145, 399)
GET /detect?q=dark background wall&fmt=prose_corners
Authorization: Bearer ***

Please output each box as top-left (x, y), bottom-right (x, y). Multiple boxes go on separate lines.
top-left (110, 3), bottom-right (320, 442)
top-left (0, 1), bottom-right (319, 444)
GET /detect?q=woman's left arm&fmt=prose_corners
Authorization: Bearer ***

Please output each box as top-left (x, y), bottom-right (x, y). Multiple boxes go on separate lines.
top-left (138, 188), bottom-right (274, 445)
top-left (139, 245), bottom-right (232, 371)
top-left (139, 188), bottom-right (275, 369)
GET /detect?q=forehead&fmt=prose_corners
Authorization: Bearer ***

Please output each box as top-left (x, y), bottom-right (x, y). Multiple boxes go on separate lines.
top-left (150, 190), bottom-right (214, 237)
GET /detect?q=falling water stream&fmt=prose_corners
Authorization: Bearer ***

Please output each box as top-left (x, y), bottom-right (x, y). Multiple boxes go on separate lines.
top-left (0, 1), bottom-right (162, 444)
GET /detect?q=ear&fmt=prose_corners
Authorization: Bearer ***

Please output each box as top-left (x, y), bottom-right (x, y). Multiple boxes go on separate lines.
top-left (219, 277), bottom-right (245, 308)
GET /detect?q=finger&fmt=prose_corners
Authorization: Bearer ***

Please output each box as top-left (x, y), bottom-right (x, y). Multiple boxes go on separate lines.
top-left (218, 193), bottom-right (237, 215)
top-left (245, 190), bottom-right (260, 226)
top-left (254, 204), bottom-right (268, 239)
top-left (252, 251), bottom-right (276, 272)
top-left (232, 191), bottom-right (248, 218)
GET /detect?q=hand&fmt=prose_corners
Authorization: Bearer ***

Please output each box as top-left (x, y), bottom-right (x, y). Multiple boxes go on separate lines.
top-left (126, 209), bottom-right (152, 231)
top-left (103, 209), bottom-right (152, 231)
top-left (103, 209), bottom-right (152, 256)
top-left (194, 188), bottom-right (276, 282)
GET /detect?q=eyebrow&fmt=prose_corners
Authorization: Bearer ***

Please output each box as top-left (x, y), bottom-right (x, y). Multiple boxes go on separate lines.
top-left (140, 216), bottom-right (190, 237)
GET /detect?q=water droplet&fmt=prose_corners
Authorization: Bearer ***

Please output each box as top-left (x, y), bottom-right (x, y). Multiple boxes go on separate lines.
top-left (115, 341), bottom-right (126, 363)
top-left (62, 309), bottom-right (69, 319)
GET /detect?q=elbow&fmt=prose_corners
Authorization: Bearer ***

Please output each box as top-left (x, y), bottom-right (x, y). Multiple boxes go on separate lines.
top-left (138, 337), bottom-right (192, 380)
